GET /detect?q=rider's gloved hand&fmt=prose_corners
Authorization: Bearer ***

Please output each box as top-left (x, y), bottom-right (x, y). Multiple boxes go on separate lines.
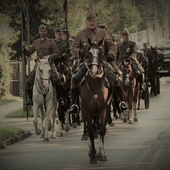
top-left (58, 53), bottom-right (67, 61)
top-left (107, 54), bottom-right (115, 62)
top-left (79, 49), bottom-right (86, 57)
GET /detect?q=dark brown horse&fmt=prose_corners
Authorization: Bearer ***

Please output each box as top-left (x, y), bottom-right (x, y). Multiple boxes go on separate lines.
top-left (80, 38), bottom-right (111, 164)
top-left (147, 46), bottom-right (160, 96)
top-left (119, 58), bottom-right (138, 124)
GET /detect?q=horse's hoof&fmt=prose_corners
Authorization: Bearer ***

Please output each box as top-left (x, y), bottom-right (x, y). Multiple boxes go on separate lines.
top-left (41, 134), bottom-right (44, 138)
top-left (43, 138), bottom-right (49, 142)
top-left (109, 122), bottom-right (115, 126)
top-left (50, 135), bottom-right (56, 139)
top-left (64, 126), bottom-right (70, 132)
top-left (57, 132), bottom-right (63, 137)
top-left (123, 118), bottom-right (127, 123)
top-left (128, 120), bottom-right (133, 124)
top-left (81, 135), bottom-right (88, 141)
top-left (134, 118), bottom-right (138, 122)
top-left (94, 133), bottom-right (98, 139)
top-left (97, 155), bottom-right (107, 161)
top-left (35, 129), bottom-right (41, 135)
top-left (72, 123), bottom-right (77, 128)
top-left (90, 158), bottom-right (97, 164)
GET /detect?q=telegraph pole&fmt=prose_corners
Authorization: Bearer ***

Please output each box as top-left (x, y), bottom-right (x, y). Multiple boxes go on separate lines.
top-left (89, 0), bottom-right (94, 14)
top-left (119, 0), bottom-right (123, 37)
top-left (154, 0), bottom-right (158, 45)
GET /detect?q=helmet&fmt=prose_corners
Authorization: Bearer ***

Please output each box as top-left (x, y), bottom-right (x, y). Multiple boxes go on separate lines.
top-left (119, 102), bottom-right (128, 112)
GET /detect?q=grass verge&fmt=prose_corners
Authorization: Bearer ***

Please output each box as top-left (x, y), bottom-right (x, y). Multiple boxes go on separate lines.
top-left (0, 94), bottom-right (22, 106)
top-left (0, 127), bottom-right (25, 143)
top-left (5, 108), bottom-right (34, 118)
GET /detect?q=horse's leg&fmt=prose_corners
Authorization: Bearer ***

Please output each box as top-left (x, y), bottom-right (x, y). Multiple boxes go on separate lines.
top-left (88, 120), bottom-right (97, 164)
top-left (39, 106), bottom-right (45, 138)
top-left (43, 103), bottom-right (54, 142)
top-left (50, 106), bottom-right (56, 139)
top-left (64, 110), bottom-right (70, 132)
top-left (56, 117), bottom-right (63, 137)
top-left (96, 113), bottom-right (107, 161)
top-left (81, 111), bottom-right (88, 141)
top-left (137, 87), bottom-right (141, 110)
top-left (33, 104), bottom-right (41, 135)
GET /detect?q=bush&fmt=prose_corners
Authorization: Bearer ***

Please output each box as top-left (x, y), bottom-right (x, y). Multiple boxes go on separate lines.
top-left (0, 127), bottom-right (25, 142)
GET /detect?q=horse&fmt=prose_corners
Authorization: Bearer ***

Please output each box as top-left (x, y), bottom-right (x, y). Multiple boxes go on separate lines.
top-left (32, 58), bottom-right (63, 141)
top-left (56, 60), bottom-right (71, 132)
top-left (119, 58), bottom-right (138, 124)
top-left (80, 38), bottom-right (112, 164)
top-left (147, 46), bottom-right (160, 96)
top-left (136, 51), bottom-right (149, 110)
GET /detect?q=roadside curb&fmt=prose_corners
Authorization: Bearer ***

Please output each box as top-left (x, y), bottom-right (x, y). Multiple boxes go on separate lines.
top-left (0, 131), bottom-right (33, 149)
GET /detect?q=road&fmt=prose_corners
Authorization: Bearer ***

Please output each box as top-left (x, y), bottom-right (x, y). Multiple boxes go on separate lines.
top-left (0, 77), bottom-right (170, 170)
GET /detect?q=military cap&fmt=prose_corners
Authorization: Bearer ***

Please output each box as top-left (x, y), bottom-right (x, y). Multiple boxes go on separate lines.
top-left (122, 31), bottom-right (129, 36)
top-left (86, 13), bottom-right (96, 21)
top-left (39, 24), bottom-right (47, 30)
top-left (56, 28), bottom-right (63, 32)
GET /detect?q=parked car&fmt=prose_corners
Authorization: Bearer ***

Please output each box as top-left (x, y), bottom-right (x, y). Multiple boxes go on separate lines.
top-left (157, 45), bottom-right (170, 77)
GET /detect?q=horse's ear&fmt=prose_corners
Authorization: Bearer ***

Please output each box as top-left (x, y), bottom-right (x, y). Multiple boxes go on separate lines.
top-left (35, 58), bottom-right (40, 63)
top-left (98, 37), bottom-right (104, 46)
top-left (48, 56), bottom-right (52, 63)
top-left (88, 38), bottom-right (92, 46)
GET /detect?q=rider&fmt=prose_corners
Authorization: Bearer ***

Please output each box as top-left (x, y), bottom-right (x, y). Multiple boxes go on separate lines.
top-left (68, 13), bottom-right (128, 114)
top-left (142, 42), bottom-right (150, 58)
top-left (22, 24), bottom-right (64, 106)
top-left (117, 31), bottom-right (145, 89)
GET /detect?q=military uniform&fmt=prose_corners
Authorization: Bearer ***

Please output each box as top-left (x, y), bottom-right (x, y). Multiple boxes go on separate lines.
top-left (23, 37), bottom-right (62, 106)
top-left (117, 40), bottom-right (144, 76)
top-left (69, 14), bottom-right (127, 114)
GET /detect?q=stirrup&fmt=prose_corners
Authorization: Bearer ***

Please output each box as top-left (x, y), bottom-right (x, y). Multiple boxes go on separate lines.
top-left (69, 104), bottom-right (79, 114)
top-left (25, 99), bottom-right (33, 106)
top-left (58, 97), bottom-right (64, 106)
top-left (119, 102), bottom-right (128, 112)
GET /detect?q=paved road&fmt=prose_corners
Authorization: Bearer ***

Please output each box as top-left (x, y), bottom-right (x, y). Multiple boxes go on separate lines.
top-left (0, 77), bottom-right (170, 170)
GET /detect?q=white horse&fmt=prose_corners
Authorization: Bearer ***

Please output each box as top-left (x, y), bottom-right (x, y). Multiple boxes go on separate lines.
top-left (32, 58), bottom-right (63, 142)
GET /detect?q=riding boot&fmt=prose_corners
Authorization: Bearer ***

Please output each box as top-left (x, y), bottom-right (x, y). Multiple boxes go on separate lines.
top-left (56, 85), bottom-right (64, 106)
top-left (68, 88), bottom-right (79, 114)
top-left (25, 89), bottom-right (33, 106)
top-left (115, 86), bottom-right (128, 112)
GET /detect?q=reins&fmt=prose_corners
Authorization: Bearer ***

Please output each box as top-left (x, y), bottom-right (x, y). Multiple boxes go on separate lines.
top-left (35, 64), bottom-right (51, 112)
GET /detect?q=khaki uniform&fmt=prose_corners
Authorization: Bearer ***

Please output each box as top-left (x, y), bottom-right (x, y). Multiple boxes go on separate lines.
top-left (141, 48), bottom-right (150, 58)
top-left (55, 38), bottom-right (68, 56)
top-left (24, 38), bottom-right (61, 89)
top-left (70, 27), bottom-right (122, 90)
top-left (71, 28), bottom-right (117, 60)
top-left (117, 40), bottom-right (144, 73)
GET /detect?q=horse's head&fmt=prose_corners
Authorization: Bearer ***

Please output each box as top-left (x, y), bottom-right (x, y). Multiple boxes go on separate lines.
top-left (87, 38), bottom-right (104, 78)
top-left (36, 58), bottom-right (51, 93)
top-left (121, 58), bottom-right (134, 86)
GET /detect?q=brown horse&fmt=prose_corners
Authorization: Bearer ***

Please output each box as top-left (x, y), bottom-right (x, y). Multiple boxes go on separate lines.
top-left (119, 58), bottom-right (138, 124)
top-left (80, 38), bottom-right (111, 164)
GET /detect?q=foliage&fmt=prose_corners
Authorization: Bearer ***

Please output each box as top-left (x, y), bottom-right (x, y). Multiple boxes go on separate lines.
top-left (0, 14), bottom-right (19, 96)
top-left (5, 108), bottom-right (34, 118)
top-left (0, 127), bottom-right (25, 142)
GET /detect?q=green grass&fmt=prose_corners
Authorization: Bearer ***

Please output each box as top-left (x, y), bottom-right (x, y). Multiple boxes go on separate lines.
top-left (0, 127), bottom-right (25, 142)
top-left (5, 108), bottom-right (34, 118)
top-left (0, 94), bottom-right (22, 106)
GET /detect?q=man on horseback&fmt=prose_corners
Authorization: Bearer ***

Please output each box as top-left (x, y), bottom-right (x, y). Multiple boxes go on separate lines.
top-left (142, 42), bottom-right (150, 57)
top-left (68, 13), bottom-right (127, 114)
top-left (117, 31), bottom-right (145, 89)
top-left (22, 24), bottom-right (64, 106)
